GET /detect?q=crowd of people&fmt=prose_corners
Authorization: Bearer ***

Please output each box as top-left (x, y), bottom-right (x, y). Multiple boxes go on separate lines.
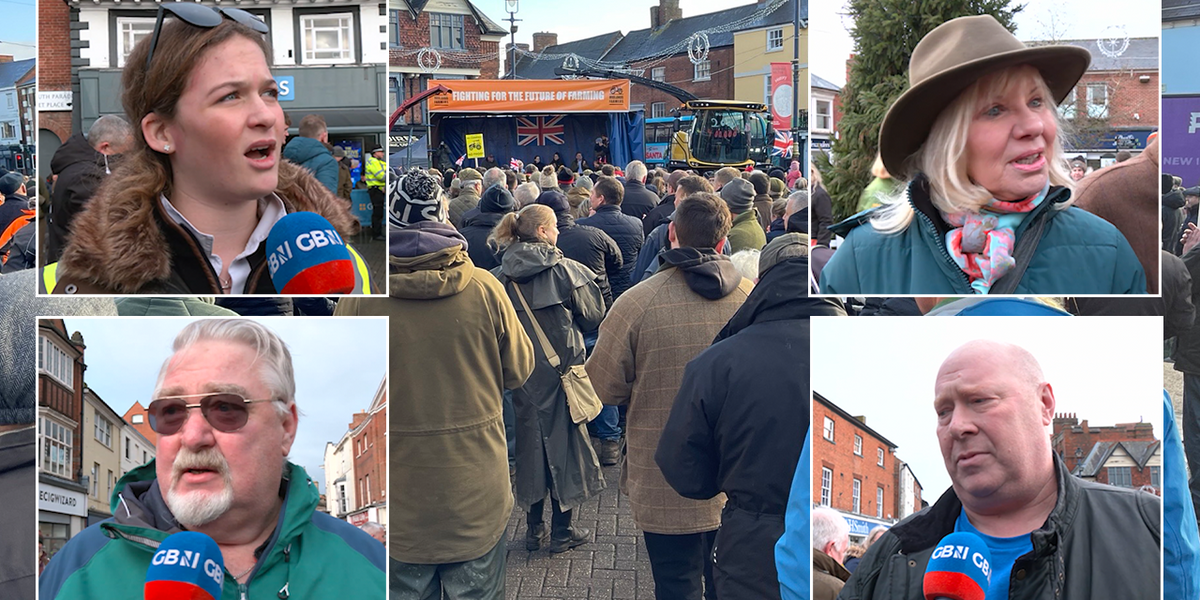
top-left (334, 155), bottom-right (832, 599)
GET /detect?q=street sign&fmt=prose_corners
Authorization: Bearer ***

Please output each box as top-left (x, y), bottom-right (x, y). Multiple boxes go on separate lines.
top-left (465, 133), bottom-right (485, 158)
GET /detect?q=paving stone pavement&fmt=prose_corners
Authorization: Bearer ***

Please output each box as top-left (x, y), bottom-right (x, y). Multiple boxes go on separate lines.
top-left (504, 462), bottom-right (656, 600)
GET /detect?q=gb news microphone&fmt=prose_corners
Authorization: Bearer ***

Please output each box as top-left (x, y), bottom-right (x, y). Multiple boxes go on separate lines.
top-left (144, 531), bottom-right (225, 600)
top-left (265, 211), bottom-right (357, 294)
top-left (923, 531), bottom-right (993, 600)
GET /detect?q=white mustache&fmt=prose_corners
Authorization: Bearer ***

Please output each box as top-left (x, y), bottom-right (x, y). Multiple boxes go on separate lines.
top-left (173, 447), bottom-right (230, 479)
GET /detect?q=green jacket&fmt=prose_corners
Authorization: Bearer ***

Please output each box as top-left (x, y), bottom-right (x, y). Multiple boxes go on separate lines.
top-left (39, 461), bottom-right (385, 600)
top-left (819, 178), bottom-right (1146, 295)
top-left (727, 208), bottom-right (767, 254)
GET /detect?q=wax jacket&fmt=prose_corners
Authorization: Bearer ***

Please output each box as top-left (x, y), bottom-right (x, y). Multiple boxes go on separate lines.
top-left (839, 455), bottom-right (1160, 600)
top-left (39, 461), bottom-right (386, 600)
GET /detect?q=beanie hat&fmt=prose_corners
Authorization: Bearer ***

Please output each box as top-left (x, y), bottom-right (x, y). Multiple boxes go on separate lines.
top-left (0, 173), bottom-right (22, 196)
top-left (536, 190), bottom-right (570, 214)
top-left (758, 232), bottom-right (809, 278)
top-left (480, 183), bottom-right (516, 214)
top-left (557, 166), bottom-right (575, 186)
top-left (389, 168), bottom-right (446, 226)
top-left (720, 178), bottom-right (754, 213)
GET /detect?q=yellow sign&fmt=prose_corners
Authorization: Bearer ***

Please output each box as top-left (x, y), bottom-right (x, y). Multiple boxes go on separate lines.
top-left (465, 134), bottom-right (485, 159)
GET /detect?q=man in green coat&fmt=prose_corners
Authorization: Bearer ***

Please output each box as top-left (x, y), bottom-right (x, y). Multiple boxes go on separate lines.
top-left (39, 320), bottom-right (386, 599)
top-left (721, 178), bottom-right (767, 253)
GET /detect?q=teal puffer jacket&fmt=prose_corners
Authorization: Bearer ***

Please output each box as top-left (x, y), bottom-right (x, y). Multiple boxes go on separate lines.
top-left (818, 177), bottom-right (1146, 295)
top-left (39, 461), bottom-right (385, 600)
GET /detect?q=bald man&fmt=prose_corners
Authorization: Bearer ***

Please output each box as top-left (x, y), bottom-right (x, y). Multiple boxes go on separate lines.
top-left (841, 340), bottom-right (1161, 600)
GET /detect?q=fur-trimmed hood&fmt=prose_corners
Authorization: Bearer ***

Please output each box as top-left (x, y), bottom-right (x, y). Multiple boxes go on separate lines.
top-left (57, 160), bottom-right (360, 294)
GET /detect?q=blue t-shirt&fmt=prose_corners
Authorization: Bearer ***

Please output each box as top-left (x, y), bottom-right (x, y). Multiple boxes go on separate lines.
top-left (954, 509), bottom-right (1034, 600)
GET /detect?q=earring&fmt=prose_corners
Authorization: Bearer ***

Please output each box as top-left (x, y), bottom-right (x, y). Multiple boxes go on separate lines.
top-left (164, 144), bottom-right (171, 152)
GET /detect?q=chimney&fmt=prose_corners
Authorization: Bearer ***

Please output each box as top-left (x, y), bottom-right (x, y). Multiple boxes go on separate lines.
top-left (532, 32), bottom-right (558, 53)
top-left (651, 0), bottom-right (682, 29)
top-left (854, 415), bottom-right (867, 425)
top-left (349, 411), bottom-right (367, 431)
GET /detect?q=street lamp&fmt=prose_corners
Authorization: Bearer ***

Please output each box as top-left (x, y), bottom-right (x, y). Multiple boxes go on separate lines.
top-left (505, 0), bottom-right (520, 79)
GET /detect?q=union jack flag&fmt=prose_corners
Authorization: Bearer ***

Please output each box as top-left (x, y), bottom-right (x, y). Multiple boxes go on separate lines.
top-left (772, 130), bottom-right (794, 158)
top-left (517, 115), bottom-right (566, 146)
top-left (455, 153), bottom-right (466, 167)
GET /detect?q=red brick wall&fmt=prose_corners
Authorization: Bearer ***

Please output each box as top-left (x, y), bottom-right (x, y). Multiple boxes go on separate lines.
top-left (352, 406), bottom-right (387, 508)
top-left (391, 11), bottom-right (499, 125)
top-left (38, 0), bottom-right (73, 143)
top-left (629, 47), bottom-right (734, 114)
top-left (1069, 71), bottom-right (1159, 130)
top-left (813, 400), bottom-right (896, 519)
top-left (1092, 462), bottom-right (1157, 489)
top-left (1052, 414), bottom-right (1156, 473)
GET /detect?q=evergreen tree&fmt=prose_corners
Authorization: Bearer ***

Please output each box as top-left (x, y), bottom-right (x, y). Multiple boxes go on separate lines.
top-left (818, 0), bottom-right (1020, 221)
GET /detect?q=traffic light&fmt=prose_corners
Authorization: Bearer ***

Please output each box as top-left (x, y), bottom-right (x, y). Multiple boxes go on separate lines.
top-left (14, 153), bottom-right (21, 171)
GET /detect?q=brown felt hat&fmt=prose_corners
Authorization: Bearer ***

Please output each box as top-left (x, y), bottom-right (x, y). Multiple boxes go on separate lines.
top-left (879, 15), bottom-right (1090, 178)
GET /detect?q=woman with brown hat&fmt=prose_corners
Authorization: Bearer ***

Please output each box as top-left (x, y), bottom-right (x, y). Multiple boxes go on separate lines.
top-left (818, 15), bottom-right (1144, 295)
top-left (47, 5), bottom-right (363, 294)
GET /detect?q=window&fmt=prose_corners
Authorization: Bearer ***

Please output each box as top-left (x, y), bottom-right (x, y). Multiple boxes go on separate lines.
top-left (1086, 83), bottom-right (1108, 119)
top-left (91, 463), bottom-right (99, 497)
top-left (6, 93), bottom-right (12, 109)
top-left (40, 337), bottom-right (74, 388)
top-left (821, 467), bottom-right (832, 506)
top-left (853, 434), bottom-right (862, 456)
top-left (338, 482), bottom-right (347, 514)
top-left (651, 102), bottom-right (666, 119)
top-left (1058, 88), bottom-right (1077, 120)
top-left (1, 122), bottom-right (15, 139)
top-left (142, 450), bottom-right (148, 464)
top-left (116, 17), bottom-right (155, 68)
top-left (40, 418), bottom-right (72, 477)
top-left (652, 67), bottom-right (665, 82)
top-left (815, 100), bottom-right (832, 131)
top-left (428, 13), bottom-right (464, 50)
top-left (389, 9), bottom-right (400, 47)
top-left (852, 478), bottom-right (861, 514)
top-left (876, 487), bottom-right (884, 518)
top-left (878, 448), bottom-right (885, 467)
top-left (364, 474), bottom-right (371, 501)
top-left (125, 437), bottom-right (130, 459)
top-left (107, 469), bottom-right (114, 499)
top-left (132, 414), bottom-right (143, 424)
top-left (823, 417), bottom-right (834, 441)
top-left (1108, 466), bottom-right (1132, 487)
top-left (1151, 466), bottom-right (1161, 488)
top-left (767, 27), bottom-right (784, 51)
top-left (693, 60), bottom-right (710, 82)
top-left (94, 416), bottom-right (111, 448)
top-left (302, 13), bottom-right (355, 64)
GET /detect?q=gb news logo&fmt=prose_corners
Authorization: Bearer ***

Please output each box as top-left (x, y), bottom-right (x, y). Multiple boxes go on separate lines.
top-left (267, 227), bottom-right (346, 274)
top-left (931, 541), bottom-right (991, 580)
top-left (151, 545), bottom-right (223, 588)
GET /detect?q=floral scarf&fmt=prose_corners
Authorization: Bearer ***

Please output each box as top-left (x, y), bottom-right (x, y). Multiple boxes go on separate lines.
top-left (942, 182), bottom-right (1050, 294)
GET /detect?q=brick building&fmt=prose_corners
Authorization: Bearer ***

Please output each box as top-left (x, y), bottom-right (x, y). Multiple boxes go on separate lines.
top-left (38, 0), bottom-right (73, 178)
top-left (389, 0), bottom-right (506, 129)
top-left (813, 392), bottom-right (903, 543)
top-left (37, 319), bottom-right (90, 559)
top-left (121, 401), bottom-right (156, 447)
top-left (1052, 413), bottom-right (1161, 491)
top-left (1050, 37), bottom-right (1158, 166)
top-left (319, 377), bottom-right (387, 528)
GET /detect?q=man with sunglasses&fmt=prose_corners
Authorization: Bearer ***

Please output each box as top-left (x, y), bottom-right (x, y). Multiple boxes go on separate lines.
top-left (39, 320), bottom-right (386, 600)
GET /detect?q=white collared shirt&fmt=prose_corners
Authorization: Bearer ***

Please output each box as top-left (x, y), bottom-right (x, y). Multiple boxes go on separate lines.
top-left (160, 194), bottom-right (288, 294)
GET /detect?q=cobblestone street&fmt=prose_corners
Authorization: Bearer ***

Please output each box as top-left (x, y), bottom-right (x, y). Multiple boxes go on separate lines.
top-left (504, 462), bottom-right (655, 599)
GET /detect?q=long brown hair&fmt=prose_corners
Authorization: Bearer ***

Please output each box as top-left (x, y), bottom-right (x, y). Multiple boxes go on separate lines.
top-left (489, 204), bottom-right (555, 250)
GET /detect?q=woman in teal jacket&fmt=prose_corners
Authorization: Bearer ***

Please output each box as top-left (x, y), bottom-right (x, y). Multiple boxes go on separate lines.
top-left (818, 15), bottom-right (1145, 295)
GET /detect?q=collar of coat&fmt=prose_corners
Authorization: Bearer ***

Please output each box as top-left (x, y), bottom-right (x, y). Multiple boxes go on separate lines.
top-left (58, 160), bottom-right (359, 293)
top-left (889, 453), bottom-right (1079, 556)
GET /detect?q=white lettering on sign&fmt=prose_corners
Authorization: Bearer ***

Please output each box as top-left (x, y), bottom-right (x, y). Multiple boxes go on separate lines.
top-left (1190, 112), bottom-right (1200, 134)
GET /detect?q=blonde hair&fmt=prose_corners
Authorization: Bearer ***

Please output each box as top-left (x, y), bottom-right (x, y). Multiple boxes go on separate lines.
top-left (488, 204), bottom-right (556, 250)
top-left (872, 65), bottom-right (1074, 234)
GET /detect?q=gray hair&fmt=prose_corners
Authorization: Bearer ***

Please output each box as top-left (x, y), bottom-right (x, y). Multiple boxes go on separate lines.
top-left (729, 249), bottom-right (760, 281)
top-left (483, 167), bottom-right (505, 190)
top-left (87, 114), bottom-right (133, 149)
top-left (360, 521), bottom-right (385, 536)
top-left (514, 182), bottom-right (540, 208)
top-left (812, 507), bottom-right (850, 552)
top-left (154, 320), bottom-right (296, 413)
top-left (625, 160), bottom-right (648, 183)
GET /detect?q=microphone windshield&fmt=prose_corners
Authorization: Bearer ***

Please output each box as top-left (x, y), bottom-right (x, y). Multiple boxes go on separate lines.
top-left (144, 531), bottom-right (225, 600)
top-left (265, 211), bottom-right (356, 294)
top-left (923, 531), bottom-right (992, 600)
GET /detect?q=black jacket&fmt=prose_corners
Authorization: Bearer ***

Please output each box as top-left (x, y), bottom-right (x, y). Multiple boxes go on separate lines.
top-left (655, 257), bottom-right (845, 599)
top-left (459, 211), bottom-right (506, 271)
top-left (578, 205), bottom-right (644, 299)
top-left (621, 180), bottom-right (658, 221)
top-left (47, 132), bottom-right (107, 261)
top-left (840, 454), bottom-right (1161, 600)
top-left (644, 193), bottom-right (676, 237)
top-left (1175, 245), bottom-right (1200, 374)
top-left (812, 183), bottom-right (834, 246)
top-left (1070, 250), bottom-right (1194, 340)
top-left (554, 212), bottom-right (621, 308)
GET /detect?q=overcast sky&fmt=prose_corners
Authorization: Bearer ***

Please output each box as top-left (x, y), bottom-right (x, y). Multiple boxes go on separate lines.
top-left (0, 0), bottom-right (33, 50)
top-left (810, 0), bottom-right (1162, 88)
top-left (811, 316), bottom-right (1162, 499)
top-left (60, 317), bottom-right (387, 492)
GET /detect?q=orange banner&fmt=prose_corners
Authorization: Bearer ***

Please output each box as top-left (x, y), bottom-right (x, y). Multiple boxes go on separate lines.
top-left (428, 79), bottom-right (630, 113)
